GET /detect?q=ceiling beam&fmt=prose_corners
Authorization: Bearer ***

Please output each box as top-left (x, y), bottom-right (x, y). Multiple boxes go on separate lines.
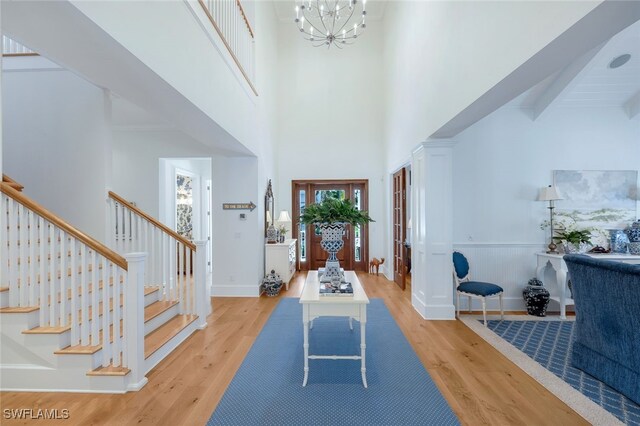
top-left (531, 42), bottom-right (605, 121)
top-left (623, 91), bottom-right (640, 119)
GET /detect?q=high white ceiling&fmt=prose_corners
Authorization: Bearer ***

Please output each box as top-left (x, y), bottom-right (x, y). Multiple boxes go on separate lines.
top-left (273, 0), bottom-right (387, 22)
top-left (513, 19), bottom-right (640, 113)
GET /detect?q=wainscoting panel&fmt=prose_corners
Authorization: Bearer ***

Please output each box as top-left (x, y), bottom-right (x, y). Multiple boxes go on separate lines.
top-left (453, 243), bottom-right (546, 312)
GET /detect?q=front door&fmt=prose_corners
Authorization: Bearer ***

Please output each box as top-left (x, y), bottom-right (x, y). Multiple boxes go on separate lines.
top-left (293, 180), bottom-right (369, 272)
top-left (308, 184), bottom-right (352, 271)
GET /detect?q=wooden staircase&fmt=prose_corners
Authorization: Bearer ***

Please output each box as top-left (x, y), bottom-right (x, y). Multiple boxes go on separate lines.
top-left (1, 179), bottom-right (208, 393)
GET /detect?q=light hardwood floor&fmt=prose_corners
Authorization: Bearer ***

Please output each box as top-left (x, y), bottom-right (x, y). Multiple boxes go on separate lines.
top-left (0, 272), bottom-right (587, 425)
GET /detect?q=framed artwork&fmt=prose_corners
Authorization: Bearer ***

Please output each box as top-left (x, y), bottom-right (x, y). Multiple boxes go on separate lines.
top-left (553, 170), bottom-right (638, 230)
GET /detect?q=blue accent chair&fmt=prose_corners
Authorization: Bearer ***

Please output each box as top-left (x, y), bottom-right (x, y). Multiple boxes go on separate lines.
top-left (452, 251), bottom-right (504, 326)
top-left (564, 254), bottom-right (640, 404)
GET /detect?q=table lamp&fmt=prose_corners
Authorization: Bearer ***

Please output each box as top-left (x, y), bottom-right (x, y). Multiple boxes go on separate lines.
top-left (538, 185), bottom-right (563, 254)
top-left (277, 210), bottom-right (292, 239)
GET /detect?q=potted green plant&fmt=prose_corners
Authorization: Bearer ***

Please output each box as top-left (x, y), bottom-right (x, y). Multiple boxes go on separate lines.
top-left (553, 229), bottom-right (593, 253)
top-left (299, 197), bottom-right (374, 282)
top-left (299, 196), bottom-right (374, 226)
top-left (278, 225), bottom-right (287, 243)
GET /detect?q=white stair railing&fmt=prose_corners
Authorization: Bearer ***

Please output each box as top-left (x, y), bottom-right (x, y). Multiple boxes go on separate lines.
top-left (0, 183), bottom-right (145, 377)
top-left (199, 0), bottom-right (256, 95)
top-left (2, 36), bottom-right (36, 56)
top-left (107, 192), bottom-right (208, 324)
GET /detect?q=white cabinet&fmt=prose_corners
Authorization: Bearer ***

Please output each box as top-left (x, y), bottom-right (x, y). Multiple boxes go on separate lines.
top-left (265, 239), bottom-right (297, 290)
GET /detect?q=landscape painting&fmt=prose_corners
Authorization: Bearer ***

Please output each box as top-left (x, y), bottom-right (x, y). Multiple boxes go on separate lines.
top-left (553, 170), bottom-right (638, 230)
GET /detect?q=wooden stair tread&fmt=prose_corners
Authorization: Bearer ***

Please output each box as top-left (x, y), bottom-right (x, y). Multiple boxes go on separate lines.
top-left (0, 306), bottom-right (39, 313)
top-left (145, 314), bottom-right (197, 359)
top-left (144, 286), bottom-right (160, 296)
top-left (54, 344), bottom-right (101, 355)
top-left (86, 365), bottom-right (130, 377)
top-left (23, 325), bottom-right (71, 334)
top-left (144, 300), bottom-right (178, 323)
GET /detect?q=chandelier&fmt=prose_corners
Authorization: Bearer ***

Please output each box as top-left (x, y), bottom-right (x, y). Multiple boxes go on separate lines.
top-left (294, 0), bottom-right (367, 48)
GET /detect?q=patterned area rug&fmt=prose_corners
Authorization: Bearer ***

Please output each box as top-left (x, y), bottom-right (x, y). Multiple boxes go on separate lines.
top-left (464, 317), bottom-right (639, 425)
top-left (208, 298), bottom-right (459, 425)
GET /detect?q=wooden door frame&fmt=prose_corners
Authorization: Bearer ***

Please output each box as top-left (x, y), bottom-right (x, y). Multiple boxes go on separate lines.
top-left (292, 179), bottom-right (369, 272)
top-left (392, 168), bottom-right (406, 289)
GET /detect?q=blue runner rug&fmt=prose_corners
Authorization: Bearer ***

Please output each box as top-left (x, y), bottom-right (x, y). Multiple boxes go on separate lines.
top-left (486, 320), bottom-right (640, 425)
top-left (208, 298), bottom-right (459, 426)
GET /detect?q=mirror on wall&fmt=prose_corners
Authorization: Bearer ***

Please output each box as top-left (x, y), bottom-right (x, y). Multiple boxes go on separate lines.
top-left (265, 179), bottom-right (274, 238)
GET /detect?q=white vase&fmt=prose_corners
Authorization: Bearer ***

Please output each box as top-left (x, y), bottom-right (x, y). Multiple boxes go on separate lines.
top-left (562, 242), bottom-right (590, 254)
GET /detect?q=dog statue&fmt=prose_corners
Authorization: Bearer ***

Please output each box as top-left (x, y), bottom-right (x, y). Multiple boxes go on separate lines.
top-left (369, 257), bottom-right (385, 275)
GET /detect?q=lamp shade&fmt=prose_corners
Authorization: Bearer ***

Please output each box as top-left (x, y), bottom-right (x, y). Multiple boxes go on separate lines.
top-left (277, 210), bottom-right (292, 223)
top-left (537, 185), bottom-right (563, 201)
top-left (266, 211), bottom-right (272, 225)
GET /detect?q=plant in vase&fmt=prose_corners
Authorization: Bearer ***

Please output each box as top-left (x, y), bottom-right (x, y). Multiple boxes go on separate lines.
top-left (299, 196), bottom-right (374, 283)
top-left (553, 229), bottom-right (593, 253)
top-left (278, 225), bottom-right (287, 243)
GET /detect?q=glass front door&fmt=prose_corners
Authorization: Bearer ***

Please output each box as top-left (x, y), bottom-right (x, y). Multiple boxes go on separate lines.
top-left (292, 180), bottom-right (369, 272)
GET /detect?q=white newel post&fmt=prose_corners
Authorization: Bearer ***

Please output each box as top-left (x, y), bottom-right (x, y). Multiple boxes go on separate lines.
top-left (411, 140), bottom-right (456, 320)
top-left (194, 241), bottom-right (208, 329)
top-left (124, 252), bottom-right (148, 391)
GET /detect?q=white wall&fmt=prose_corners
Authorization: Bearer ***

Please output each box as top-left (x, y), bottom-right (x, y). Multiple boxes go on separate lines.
top-left (211, 156), bottom-right (263, 296)
top-left (111, 129), bottom-right (212, 218)
top-left (452, 105), bottom-right (640, 310)
top-left (382, 1), bottom-right (602, 172)
top-left (68, 0), bottom-right (261, 155)
top-left (210, 1), bottom-right (280, 297)
top-left (3, 67), bottom-right (110, 241)
top-left (275, 19), bottom-right (386, 265)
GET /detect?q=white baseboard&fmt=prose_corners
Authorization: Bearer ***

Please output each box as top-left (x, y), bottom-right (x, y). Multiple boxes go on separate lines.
top-left (424, 304), bottom-right (456, 320)
top-left (127, 377), bottom-right (149, 392)
top-left (211, 284), bottom-right (260, 297)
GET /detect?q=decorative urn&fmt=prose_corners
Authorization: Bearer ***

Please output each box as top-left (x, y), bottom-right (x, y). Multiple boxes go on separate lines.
top-left (523, 277), bottom-right (550, 317)
top-left (625, 220), bottom-right (640, 255)
top-left (625, 220), bottom-right (640, 242)
top-left (262, 270), bottom-right (283, 297)
top-left (609, 229), bottom-right (629, 254)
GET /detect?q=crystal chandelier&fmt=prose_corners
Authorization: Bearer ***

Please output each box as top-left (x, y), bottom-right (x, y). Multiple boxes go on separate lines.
top-left (294, 0), bottom-right (367, 48)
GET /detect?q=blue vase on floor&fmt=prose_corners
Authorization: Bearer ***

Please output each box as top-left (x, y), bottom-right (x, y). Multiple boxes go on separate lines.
top-left (523, 278), bottom-right (550, 317)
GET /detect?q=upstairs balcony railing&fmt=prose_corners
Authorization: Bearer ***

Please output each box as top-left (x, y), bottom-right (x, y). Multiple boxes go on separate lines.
top-left (198, 0), bottom-right (257, 95)
top-left (2, 36), bottom-right (38, 56)
top-left (2, 36), bottom-right (37, 56)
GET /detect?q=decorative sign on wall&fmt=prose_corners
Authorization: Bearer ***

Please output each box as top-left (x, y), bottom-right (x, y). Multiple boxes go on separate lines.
top-left (223, 202), bottom-right (257, 212)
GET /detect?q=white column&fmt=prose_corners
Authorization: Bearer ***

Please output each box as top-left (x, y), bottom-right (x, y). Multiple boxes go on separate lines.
top-left (124, 252), bottom-right (148, 391)
top-left (411, 139), bottom-right (456, 320)
top-left (194, 240), bottom-right (209, 328)
top-left (0, 1), bottom-right (4, 178)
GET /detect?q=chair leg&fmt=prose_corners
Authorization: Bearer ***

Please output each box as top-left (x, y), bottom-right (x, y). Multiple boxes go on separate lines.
top-left (468, 296), bottom-right (472, 313)
top-left (456, 292), bottom-right (460, 319)
top-left (482, 298), bottom-right (487, 326)
top-left (499, 294), bottom-right (504, 320)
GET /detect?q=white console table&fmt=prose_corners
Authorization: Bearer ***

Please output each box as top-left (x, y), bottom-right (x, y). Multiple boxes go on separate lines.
top-left (265, 239), bottom-right (297, 290)
top-left (535, 252), bottom-right (640, 319)
top-left (300, 271), bottom-right (369, 388)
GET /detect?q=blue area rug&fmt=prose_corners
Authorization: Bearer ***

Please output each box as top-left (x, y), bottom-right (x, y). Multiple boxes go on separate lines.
top-left (486, 320), bottom-right (640, 425)
top-left (208, 298), bottom-right (459, 425)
